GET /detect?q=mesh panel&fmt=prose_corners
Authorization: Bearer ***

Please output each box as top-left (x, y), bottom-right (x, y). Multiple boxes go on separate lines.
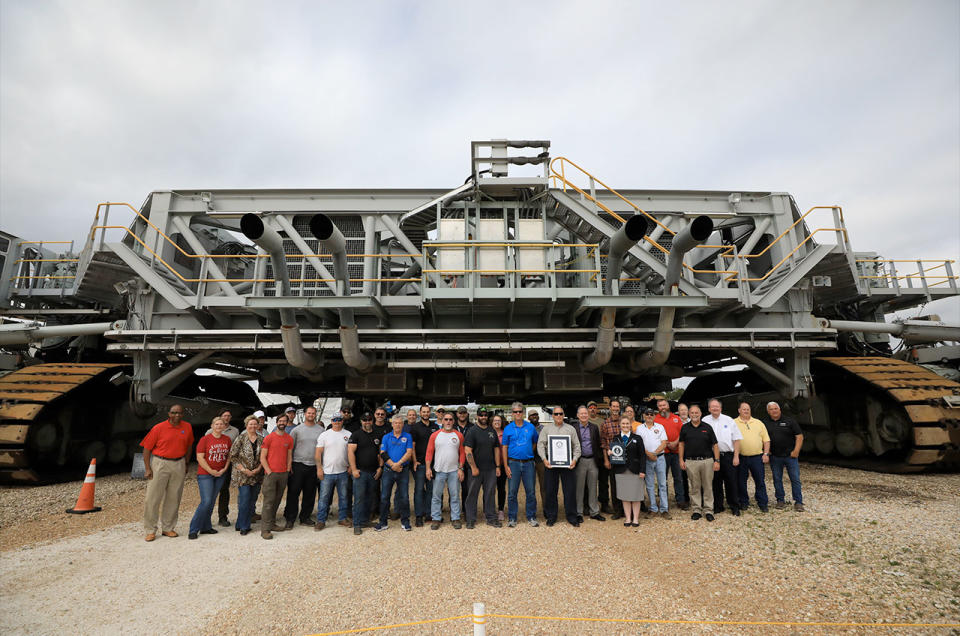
top-left (263, 215), bottom-right (367, 296)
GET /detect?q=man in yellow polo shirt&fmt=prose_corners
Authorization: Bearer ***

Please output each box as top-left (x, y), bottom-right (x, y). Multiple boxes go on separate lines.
top-left (734, 402), bottom-right (770, 512)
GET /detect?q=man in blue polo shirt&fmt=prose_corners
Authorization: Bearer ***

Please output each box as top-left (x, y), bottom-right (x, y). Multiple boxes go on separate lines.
top-left (376, 415), bottom-right (413, 531)
top-left (501, 400), bottom-right (540, 528)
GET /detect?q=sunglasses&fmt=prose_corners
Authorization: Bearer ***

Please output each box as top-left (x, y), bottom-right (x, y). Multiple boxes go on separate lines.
top-left (512, 410), bottom-right (523, 413)
top-left (553, 412), bottom-right (564, 416)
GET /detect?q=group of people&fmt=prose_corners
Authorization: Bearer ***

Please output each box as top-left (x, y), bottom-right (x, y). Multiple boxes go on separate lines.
top-left (139, 396), bottom-right (805, 541)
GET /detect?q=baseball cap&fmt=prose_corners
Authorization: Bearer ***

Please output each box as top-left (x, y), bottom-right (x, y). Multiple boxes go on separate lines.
top-left (331, 414), bottom-right (343, 422)
top-left (643, 407), bottom-right (656, 415)
top-left (457, 406), bottom-right (468, 414)
top-left (477, 407), bottom-right (489, 415)
top-left (361, 411), bottom-right (374, 421)
top-left (587, 400), bottom-right (598, 407)
top-left (285, 406), bottom-right (296, 413)
top-left (253, 410), bottom-right (265, 418)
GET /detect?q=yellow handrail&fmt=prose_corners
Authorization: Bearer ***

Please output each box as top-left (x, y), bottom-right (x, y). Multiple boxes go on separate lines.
top-left (730, 227), bottom-right (848, 283)
top-left (549, 157), bottom-right (674, 235)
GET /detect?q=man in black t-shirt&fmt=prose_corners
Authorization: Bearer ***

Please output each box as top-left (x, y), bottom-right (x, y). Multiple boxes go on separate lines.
top-left (410, 405), bottom-right (439, 526)
top-left (347, 417), bottom-right (382, 535)
top-left (678, 404), bottom-right (720, 522)
top-left (463, 413), bottom-right (502, 528)
top-left (764, 402), bottom-right (805, 512)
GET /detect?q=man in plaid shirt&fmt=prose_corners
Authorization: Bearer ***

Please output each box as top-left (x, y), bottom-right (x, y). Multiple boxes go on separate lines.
top-left (598, 398), bottom-right (623, 519)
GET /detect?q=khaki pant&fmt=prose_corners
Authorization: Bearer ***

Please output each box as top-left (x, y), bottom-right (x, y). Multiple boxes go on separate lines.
top-left (260, 471), bottom-right (288, 534)
top-left (686, 458), bottom-right (715, 516)
top-left (143, 456), bottom-right (187, 533)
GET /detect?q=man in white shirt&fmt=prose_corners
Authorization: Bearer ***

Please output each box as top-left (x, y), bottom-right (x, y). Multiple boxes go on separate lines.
top-left (701, 398), bottom-right (742, 516)
top-left (425, 412), bottom-right (466, 530)
top-left (313, 414), bottom-right (353, 530)
top-left (636, 408), bottom-right (670, 518)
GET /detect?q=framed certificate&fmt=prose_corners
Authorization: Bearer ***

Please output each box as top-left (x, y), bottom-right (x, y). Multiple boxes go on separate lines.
top-left (548, 435), bottom-right (572, 467)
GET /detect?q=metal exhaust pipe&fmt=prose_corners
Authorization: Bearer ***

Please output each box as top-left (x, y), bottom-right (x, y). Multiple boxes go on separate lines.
top-left (308, 214), bottom-right (374, 372)
top-left (240, 213), bottom-right (323, 376)
top-left (632, 215), bottom-right (713, 371)
top-left (583, 216), bottom-right (651, 371)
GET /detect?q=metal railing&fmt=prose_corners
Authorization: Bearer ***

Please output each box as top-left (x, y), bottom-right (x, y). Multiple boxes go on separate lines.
top-left (856, 258), bottom-right (958, 294)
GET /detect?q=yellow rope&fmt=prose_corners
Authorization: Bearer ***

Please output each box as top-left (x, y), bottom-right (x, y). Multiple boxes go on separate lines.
top-left (308, 613), bottom-right (960, 634)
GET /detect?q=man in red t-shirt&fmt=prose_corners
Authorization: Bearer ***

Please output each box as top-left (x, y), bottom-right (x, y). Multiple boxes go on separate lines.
top-left (259, 413), bottom-right (294, 539)
top-left (654, 398), bottom-right (689, 510)
top-left (140, 404), bottom-right (195, 541)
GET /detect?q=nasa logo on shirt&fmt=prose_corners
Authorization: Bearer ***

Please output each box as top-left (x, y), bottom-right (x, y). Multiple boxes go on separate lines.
top-left (451, 436), bottom-right (459, 446)
top-left (400, 436), bottom-right (408, 443)
top-left (342, 434), bottom-right (350, 442)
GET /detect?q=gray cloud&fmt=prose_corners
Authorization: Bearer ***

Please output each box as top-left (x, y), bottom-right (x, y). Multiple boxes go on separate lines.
top-left (1, 0), bottom-right (957, 320)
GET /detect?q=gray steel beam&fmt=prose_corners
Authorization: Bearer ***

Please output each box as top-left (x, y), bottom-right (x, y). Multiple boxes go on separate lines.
top-left (171, 217), bottom-right (237, 297)
top-left (273, 214), bottom-right (339, 295)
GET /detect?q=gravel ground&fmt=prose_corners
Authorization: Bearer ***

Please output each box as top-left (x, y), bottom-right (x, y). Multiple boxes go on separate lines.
top-left (0, 463), bottom-right (958, 635)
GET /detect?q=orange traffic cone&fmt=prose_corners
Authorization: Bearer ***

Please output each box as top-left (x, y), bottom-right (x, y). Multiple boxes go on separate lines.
top-left (66, 458), bottom-right (102, 514)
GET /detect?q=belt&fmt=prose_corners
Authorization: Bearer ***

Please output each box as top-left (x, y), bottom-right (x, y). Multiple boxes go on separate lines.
top-left (581, 454), bottom-right (594, 459)
top-left (719, 451), bottom-right (734, 455)
top-left (509, 458), bottom-right (533, 462)
top-left (153, 454), bottom-right (185, 461)
top-left (687, 456), bottom-right (712, 461)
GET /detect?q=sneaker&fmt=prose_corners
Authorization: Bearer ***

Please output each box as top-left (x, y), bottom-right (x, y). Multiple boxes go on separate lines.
top-left (528, 519), bottom-right (539, 527)
top-left (415, 516), bottom-right (424, 527)
top-left (508, 520), bottom-right (517, 527)
top-left (430, 522), bottom-right (440, 530)
top-left (353, 527), bottom-right (362, 535)
top-left (218, 519), bottom-right (230, 528)
top-left (487, 520), bottom-right (502, 528)
top-left (315, 522), bottom-right (325, 531)
top-left (374, 523), bottom-right (387, 532)
top-left (200, 528), bottom-right (218, 535)
top-left (794, 503), bottom-right (805, 512)
top-left (705, 514), bottom-right (715, 522)
top-left (188, 532), bottom-right (199, 540)
top-left (691, 513), bottom-right (702, 521)
top-left (452, 520), bottom-right (462, 529)
top-left (261, 531), bottom-right (273, 540)
top-left (402, 522), bottom-right (412, 531)
top-left (465, 521), bottom-right (475, 529)
top-left (774, 501), bottom-right (787, 510)
top-left (661, 511), bottom-right (672, 520)
top-left (590, 514), bottom-right (606, 522)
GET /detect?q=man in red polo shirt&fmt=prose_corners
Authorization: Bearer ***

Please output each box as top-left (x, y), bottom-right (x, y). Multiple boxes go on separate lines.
top-left (141, 404), bottom-right (195, 542)
top-left (654, 398), bottom-right (689, 511)
top-left (260, 413), bottom-right (294, 539)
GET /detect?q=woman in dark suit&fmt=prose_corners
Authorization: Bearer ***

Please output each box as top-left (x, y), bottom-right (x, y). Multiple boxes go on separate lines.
top-left (608, 416), bottom-right (646, 526)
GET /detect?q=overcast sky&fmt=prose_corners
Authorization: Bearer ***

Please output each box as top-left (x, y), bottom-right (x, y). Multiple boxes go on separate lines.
top-left (1, 0), bottom-right (958, 320)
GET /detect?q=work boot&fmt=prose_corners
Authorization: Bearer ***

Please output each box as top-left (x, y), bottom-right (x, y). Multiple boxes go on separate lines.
top-left (315, 521), bottom-right (325, 531)
top-left (261, 531), bottom-right (273, 540)
top-left (284, 520), bottom-right (295, 530)
top-left (794, 503), bottom-right (805, 512)
top-left (775, 501), bottom-right (787, 510)
top-left (218, 518), bottom-right (230, 528)
top-left (337, 519), bottom-right (351, 527)
top-left (415, 515), bottom-right (424, 527)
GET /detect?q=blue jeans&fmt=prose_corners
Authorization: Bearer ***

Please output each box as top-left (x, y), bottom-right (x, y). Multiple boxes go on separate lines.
top-left (380, 466), bottom-right (410, 525)
top-left (236, 482), bottom-right (261, 531)
top-left (663, 453), bottom-right (688, 505)
top-left (431, 470), bottom-right (462, 521)
top-left (770, 456), bottom-right (803, 505)
top-left (507, 459), bottom-right (537, 521)
top-left (737, 454), bottom-right (769, 508)
top-left (317, 471), bottom-right (349, 522)
top-left (189, 473), bottom-right (226, 535)
top-left (413, 464), bottom-right (430, 518)
top-left (352, 470), bottom-right (378, 529)
top-left (645, 456), bottom-right (668, 513)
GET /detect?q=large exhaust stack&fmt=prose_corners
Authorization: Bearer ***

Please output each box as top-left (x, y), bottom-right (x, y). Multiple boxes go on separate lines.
top-left (308, 214), bottom-right (375, 373)
top-left (632, 215), bottom-right (714, 371)
top-left (240, 214), bottom-right (324, 377)
top-left (583, 215), bottom-right (651, 371)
